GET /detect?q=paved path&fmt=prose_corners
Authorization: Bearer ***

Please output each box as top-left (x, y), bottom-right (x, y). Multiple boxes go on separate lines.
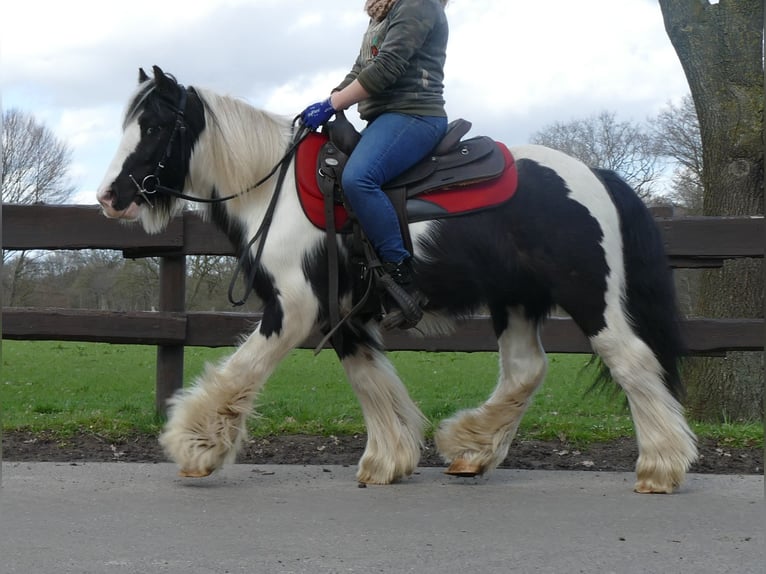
top-left (1, 463), bottom-right (762, 574)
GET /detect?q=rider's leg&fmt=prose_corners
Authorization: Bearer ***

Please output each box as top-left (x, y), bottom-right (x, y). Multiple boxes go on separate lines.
top-left (342, 113), bottom-right (446, 327)
top-left (342, 112), bottom-right (447, 263)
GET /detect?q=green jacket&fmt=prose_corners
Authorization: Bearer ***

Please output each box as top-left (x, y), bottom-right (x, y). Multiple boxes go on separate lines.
top-left (335, 0), bottom-right (448, 121)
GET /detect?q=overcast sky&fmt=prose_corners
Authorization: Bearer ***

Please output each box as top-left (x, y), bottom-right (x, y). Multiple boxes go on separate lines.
top-left (2, 0), bottom-right (690, 204)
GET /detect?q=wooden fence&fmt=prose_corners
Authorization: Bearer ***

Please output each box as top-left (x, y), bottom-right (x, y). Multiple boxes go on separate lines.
top-left (2, 204), bottom-right (764, 413)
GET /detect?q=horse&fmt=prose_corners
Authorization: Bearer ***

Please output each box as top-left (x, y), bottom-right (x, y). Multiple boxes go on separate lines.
top-left (97, 66), bottom-right (697, 493)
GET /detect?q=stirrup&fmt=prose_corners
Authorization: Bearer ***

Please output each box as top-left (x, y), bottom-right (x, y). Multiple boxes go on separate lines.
top-left (376, 272), bottom-right (425, 330)
top-left (380, 304), bottom-right (422, 330)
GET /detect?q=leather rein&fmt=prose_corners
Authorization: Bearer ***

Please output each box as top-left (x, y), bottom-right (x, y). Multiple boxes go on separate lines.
top-left (129, 84), bottom-right (310, 306)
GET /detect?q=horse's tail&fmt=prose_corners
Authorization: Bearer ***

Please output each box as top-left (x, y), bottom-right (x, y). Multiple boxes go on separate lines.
top-left (596, 169), bottom-right (686, 401)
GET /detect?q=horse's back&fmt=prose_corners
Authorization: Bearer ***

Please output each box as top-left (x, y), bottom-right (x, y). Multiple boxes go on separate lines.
top-left (510, 144), bottom-right (617, 205)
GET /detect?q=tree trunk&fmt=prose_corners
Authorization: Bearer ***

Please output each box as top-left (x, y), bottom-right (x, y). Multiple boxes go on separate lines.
top-left (659, 0), bottom-right (764, 421)
top-left (7, 251), bottom-right (29, 306)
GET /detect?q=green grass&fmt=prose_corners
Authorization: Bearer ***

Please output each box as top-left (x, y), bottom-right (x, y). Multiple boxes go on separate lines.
top-left (1, 340), bottom-right (762, 448)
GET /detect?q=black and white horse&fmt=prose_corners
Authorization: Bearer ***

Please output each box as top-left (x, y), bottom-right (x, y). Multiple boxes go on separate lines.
top-left (98, 66), bottom-right (697, 493)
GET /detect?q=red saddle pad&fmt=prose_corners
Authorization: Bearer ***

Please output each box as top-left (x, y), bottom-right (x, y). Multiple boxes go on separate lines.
top-left (295, 132), bottom-right (518, 231)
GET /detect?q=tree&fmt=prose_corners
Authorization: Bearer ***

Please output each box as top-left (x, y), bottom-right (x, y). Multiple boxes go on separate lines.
top-left (2, 108), bottom-right (76, 305)
top-left (659, 0), bottom-right (763, 421)
top-left (186, 255), bottom-right (239, 310)
top-left (2, 108), bottom-right (75, 205)
top-left (530, 110), bottom-right (662, 199)
top-left (651, 95), bottom-right (704, 214)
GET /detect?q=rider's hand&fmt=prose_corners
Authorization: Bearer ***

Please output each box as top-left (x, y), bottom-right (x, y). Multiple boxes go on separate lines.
top-left (300, 98), bottom-right (336, 130)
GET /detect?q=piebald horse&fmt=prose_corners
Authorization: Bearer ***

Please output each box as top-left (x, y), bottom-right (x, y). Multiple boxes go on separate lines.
top-left (97, 66), bottom-right (697, 493)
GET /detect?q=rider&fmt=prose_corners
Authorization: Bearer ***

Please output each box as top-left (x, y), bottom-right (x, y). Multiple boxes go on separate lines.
top-left (300, 0), bottom-right (449, 329)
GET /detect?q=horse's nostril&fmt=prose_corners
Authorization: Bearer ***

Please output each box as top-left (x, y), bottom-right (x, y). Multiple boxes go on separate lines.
top-left (97, 189), bottom-right (118, 212)
top-left (97, 188), bottom-right (113, 204)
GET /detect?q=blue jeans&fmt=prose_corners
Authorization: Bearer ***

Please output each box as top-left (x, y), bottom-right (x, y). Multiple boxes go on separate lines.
top-left (342, 113), bottom-right (448, 263)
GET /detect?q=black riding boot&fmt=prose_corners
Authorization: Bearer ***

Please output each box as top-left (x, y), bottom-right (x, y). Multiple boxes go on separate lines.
top-left (378, 258), bottom-right (426, 330)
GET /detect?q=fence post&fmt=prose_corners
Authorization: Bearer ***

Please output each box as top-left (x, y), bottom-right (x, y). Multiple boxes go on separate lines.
top-left (156, 254), bottom-right (186, 416)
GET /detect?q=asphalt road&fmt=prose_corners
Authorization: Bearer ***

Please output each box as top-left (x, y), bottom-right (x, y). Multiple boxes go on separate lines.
top-left (1, 462), bottom-right (762, 574)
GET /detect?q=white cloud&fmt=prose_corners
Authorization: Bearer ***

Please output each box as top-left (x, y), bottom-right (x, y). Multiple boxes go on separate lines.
top-left (445, 0), bottom-right (685, 115)
top-left (56, 106), bottom-right (119, 149)
top-left (2, 0), bottom-right (689, 203)
top-left (260, 70), bottom-right (349, 112)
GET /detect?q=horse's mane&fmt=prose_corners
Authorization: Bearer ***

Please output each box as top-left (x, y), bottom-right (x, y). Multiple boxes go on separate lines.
top-left (190, 87), bottom-right (293, 198)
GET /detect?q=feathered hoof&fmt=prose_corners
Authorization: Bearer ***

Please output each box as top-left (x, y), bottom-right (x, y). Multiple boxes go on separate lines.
top-left (444, 458), bottom-right (483, 477)
top-left (633, 453), bottom-right (690, 494)
top-left (356, 454), bottom-right (416, 485)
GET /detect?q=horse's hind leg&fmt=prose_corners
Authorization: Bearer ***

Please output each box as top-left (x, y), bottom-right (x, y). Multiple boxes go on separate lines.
top-left (340, 334), bottom-right (426, 484)
top-left (435, 308), bottom-right (547, 476)
top-left (589, 321), bottom-right (697, 494)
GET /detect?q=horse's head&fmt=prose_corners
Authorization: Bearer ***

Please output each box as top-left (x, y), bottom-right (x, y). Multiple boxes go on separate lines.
top-left (97, 65), bottom-right (201, 233)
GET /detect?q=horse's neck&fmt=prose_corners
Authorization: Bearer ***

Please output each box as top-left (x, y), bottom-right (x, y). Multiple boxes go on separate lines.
top-left (189, 90), bottom-right (292, 215)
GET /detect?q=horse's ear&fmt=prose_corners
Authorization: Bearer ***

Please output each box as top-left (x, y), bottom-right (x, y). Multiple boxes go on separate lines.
top-left (138, 68), bottom-right (149, 83)
top-left (152, 65), bottom-right (174, 93)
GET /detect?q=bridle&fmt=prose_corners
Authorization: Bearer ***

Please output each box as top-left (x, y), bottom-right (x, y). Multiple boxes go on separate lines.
top-left (129, 80), bottom-right (310, 306)
top-left (129, 84), bottom-right (309, 207)
top-left (128, 86), bottom-right (188, 207)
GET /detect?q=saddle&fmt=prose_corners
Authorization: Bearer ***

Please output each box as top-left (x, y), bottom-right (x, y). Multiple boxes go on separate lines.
top-left (316, 112), bottom-right (508, 249)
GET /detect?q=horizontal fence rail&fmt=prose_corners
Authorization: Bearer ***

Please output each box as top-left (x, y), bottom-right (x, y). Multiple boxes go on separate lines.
top-left (2, 204), bottom-right (764, 412)
top-left (4, 204), bottom-right (764, 262)
top-left (3, 309), bottom-right (764, 355)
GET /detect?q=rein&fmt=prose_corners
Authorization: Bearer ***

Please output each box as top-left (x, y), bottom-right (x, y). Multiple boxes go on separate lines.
top-left (226, 149), bottom-right (293, 306)
top-left (131, 83), bottom-right (311, 306)
top-left (223, 122), bottom-right (311, 306)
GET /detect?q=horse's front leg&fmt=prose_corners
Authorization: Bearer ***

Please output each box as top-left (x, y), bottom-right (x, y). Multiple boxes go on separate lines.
top-left (339, 329), bottom-right (427, 484)
top-left (159, 294), bottom-right (317, 478)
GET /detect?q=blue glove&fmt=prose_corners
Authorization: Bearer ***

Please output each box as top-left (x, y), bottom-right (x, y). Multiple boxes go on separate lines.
top-left (301, 98), bottom-right (336, 130)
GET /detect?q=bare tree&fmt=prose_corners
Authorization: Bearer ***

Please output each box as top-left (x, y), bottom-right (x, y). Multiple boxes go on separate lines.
top-left (68, 251), bottom-right (124, 310)
top-left (530, 110), bottom-right (661, 199)
top-left (2, 108), bottom-right (75, 204)
top-left (2, 108), bottom-right (76, 304)
top-left (111, 258), bottom-right (161, 311)
top-left (659, 0), bottom-right (763, 422)
top-left (186, 255), bottom-right (239, 310)
top-left (651, 95), bottom-right (704, 214)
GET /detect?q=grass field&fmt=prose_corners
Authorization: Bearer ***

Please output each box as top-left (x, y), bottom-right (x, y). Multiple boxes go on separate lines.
top-left (1, 340), bottom-right (762, 447)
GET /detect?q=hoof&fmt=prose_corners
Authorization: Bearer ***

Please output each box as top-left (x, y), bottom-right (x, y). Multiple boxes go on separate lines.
top-left (445, 458), bottom-right (482, 477)
top-left (634, 480), bottom-right (674, 494)
top-left (178, 468), bottom-right (213, 478)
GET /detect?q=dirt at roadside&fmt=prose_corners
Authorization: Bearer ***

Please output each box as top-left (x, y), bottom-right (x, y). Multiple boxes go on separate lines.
top-left (2, 431), bottom-right (761, 475)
